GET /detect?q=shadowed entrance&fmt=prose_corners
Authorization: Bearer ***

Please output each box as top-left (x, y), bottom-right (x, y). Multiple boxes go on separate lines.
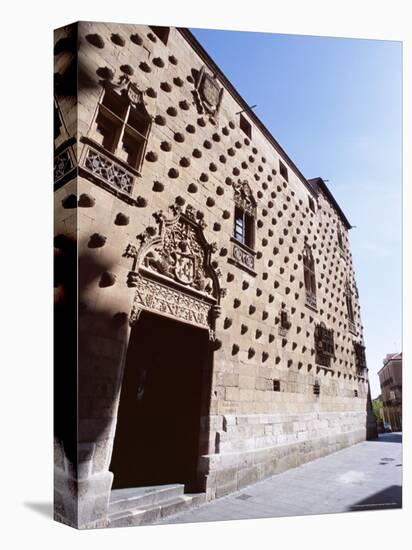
top-left (110, 311), bottom-right (212, 491)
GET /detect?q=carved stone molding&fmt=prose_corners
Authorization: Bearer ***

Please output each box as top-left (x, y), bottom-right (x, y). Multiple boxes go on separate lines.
top-left (192, 66), bottom-right (223, 123)
top-left (129, 274), bottom-right (212, 332)
top-left (233, 179), bottom-right (257, 215)
top-left (126, 203), bottom-right (223, 339)
top-left (231, 240), bottom-right (255, 272)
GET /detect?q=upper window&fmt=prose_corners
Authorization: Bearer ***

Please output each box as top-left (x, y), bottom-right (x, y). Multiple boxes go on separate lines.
top-left (345, 279), bottom-right (355, 326)
top-left (233, 180), bottom-right (256, 249)
top-left (239, 114), bottom-right (252, 139)
top-left (279, 160), bottom-right (288, 182)
top-left (337, 227), bottom-right (344, 250)
top-left (94, 86), bottom-right (151, 171)
top-left (303, 242), bottom-right (317, 309)
top-left (149, 26), bottom-right (170, 45)
top-left (314, 323), bottom-right (335, 368)
top-left (354, 342), bottom-right (367, 373)
top-left (308, 195), bottom-right (316, 213)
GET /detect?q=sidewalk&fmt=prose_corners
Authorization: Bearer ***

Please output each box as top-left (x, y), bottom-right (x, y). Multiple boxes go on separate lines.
top-left (159, 432), bottom-right (402, 524)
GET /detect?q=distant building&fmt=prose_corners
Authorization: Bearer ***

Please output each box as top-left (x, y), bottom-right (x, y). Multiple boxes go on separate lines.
top-left (378, 353), bottom-right (402, 431)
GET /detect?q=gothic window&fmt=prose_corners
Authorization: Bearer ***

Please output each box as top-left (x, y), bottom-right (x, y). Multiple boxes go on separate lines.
top-left (234, 206), bottom-right (254, 248)
top-left (303, 243), bottom-right (317, 309)
top-left (149, 26), bottom-right (170, 45)
top-left (239, 114), bottom-right (252, 139)
top-left (345, 279), bottom-right (356, 330)
top-left (229, 180), bottom-right (257, 274)
top-left (337, 227), bottom-right (344, 250)
top-left (233, 181), bottom-right (256, 249)
top-left (279, 160), bottom-right (288, 182)
top-left (314, 323), bottom-right (335, 368)
top-left (308, 195), bottom-right (316, 213)
top-left (94, 86), bottom-right (151, 171)
top-left (354, 342), bottom-right (367, 374)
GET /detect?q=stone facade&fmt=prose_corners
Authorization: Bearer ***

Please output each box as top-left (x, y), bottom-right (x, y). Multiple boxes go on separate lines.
top-left (378, 353), bottom-right (402, 431)
top-left (54, 22), bottom-right (374, 529)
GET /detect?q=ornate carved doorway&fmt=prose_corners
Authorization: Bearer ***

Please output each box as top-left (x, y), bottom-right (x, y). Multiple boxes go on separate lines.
top-left (110, 202), bottom-right (223, 491)
top-left (110, 311), bottom-right (212, 490)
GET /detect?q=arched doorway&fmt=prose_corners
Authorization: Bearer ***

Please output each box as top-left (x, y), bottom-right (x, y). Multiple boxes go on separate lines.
top-left (110, 202), bottom-right (223, 492)
top-left (110, 310), bottom-right (212, 490)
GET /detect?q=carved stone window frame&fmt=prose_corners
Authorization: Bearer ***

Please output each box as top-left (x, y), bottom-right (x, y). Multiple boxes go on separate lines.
top-left (345, 278), bottom-right (357, 335)
top-left (80, 79), bottom-right (152, 202)
top-left (228, 180), bottom-right (257, 275)
top-left (314, 322), bottom-right (335, 369)
top-left (303, 242), bottom-right (317, 310)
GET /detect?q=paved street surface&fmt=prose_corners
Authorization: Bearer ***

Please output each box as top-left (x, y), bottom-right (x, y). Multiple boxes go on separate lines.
top-left (160, 432), bottom-right (402, 524)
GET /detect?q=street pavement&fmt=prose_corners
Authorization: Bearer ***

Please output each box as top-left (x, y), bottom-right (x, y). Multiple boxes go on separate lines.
top-left (159, 432), bottom-right (402, 524)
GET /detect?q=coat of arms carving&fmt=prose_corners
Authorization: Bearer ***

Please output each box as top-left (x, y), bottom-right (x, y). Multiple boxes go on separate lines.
top-left (192, 66), bottom-right (223, 123)
top-left (125, 203), bottom-right (224, 339)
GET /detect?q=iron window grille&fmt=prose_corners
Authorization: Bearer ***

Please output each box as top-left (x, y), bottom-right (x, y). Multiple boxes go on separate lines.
top-left (303, 243), bottom-right (317, 309)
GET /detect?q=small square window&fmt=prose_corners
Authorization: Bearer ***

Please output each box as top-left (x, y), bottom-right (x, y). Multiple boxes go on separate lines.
top-left (273, 380), bottom-right (281, 392)
top-left (239, 114), bottom-right (252, 139)
top-left (279, 160), bottom-right (288, 181)
top-left (308, 196), bottom-right (316, 213)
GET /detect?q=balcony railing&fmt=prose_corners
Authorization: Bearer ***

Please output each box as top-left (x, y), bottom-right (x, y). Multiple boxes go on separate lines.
top-left (54, 142), bottom-right (76, 187)
top-left (83, 145), bottom-right (134, 195)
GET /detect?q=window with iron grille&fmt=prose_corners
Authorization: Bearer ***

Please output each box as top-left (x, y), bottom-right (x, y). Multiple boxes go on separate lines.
top-left (313, 380), bottom-right (320, 396)
top-left (314, 323), bottom-right (335, 367)
top-left (232, 180), bottom-right (256, 251)
top-left (345, 279), bottom-right (355, 325)
top-left (303, 243), bottom-right (317, 309)
top-left (234, 206), bottom-right (254, 248)
top-left (354, 342), bottom-right (367, 373)
top-left (273, 379), bottom-right (281, 392)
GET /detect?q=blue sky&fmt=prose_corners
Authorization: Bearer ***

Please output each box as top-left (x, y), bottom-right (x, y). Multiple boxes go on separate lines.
top-left (191, 28), bottom-right (402, 398)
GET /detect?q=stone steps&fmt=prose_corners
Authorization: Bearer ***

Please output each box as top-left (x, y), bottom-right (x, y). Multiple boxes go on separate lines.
top-left (108, 485), bottom-right (206, 528)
